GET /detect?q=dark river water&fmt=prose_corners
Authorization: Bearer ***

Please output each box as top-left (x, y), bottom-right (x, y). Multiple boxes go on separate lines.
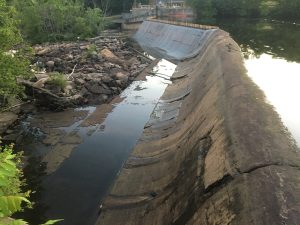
top-left (15, 59), bottom-right (176, 225)
top-left (200, 18), bottom-right (300, 146)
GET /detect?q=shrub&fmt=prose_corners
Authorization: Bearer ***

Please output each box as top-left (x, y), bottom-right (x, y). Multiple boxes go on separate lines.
top-left (0, 141), bottom-right (63, 224)
top-left (16, 0), bottom-right (109, 43)
top-left (48, 73), bottom-right (67, 90)
top-left (0, 142), bottom-right (30, 224)
top-left (0, 0), bottom-right (31, 108)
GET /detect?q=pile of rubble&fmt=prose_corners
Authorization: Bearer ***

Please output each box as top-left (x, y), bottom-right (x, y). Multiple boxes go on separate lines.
top-left (23, 36), bottom-right (151, 110)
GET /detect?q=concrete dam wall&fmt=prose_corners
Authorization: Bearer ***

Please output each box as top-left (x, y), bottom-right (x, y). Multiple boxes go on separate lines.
top-left (96, 21), bottom-right (300, 225)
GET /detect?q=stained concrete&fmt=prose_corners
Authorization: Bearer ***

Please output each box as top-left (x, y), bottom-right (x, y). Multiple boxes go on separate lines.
top-left (96, 21), bottom-right (300, 225)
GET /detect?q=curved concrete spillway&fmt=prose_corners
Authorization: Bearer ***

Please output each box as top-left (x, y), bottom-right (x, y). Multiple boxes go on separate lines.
top-left (133, 20), bottom-right (219, 61)
top-left (96, 21), bottom-right (300, 225)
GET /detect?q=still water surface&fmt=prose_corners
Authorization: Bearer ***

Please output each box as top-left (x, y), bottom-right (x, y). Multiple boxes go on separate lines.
top-left (17, 59), bottom-right (176, 225)
top-left (205, 19), bottom-right (300, 145)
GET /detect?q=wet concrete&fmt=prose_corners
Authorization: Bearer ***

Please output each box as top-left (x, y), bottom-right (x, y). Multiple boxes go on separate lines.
top-left (97, 21), bottom-right (300, 225)
top-left (16, 59), bottom-right (177, 225)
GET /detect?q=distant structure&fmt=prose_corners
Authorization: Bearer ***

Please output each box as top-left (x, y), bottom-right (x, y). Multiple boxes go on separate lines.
top-left (121, 0), bottom-right (193, 30)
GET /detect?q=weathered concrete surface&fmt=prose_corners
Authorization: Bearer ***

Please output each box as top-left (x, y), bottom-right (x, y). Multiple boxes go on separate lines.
top-left (134, 20), bottom-right (219, 61)
top-left (96, 21), bottom-right (300, 225)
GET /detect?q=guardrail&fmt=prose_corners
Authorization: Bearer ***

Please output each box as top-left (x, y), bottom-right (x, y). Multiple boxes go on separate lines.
top-left (147, 18), bottom-right (219, 30)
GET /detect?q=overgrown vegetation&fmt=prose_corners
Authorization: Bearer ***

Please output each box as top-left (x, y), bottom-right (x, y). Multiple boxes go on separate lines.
top-left (187, 0), bottom-right (300, 19)
top-left (14, 0), bottom-right (108, 43)
top-left (85, 0), bottom-right (149, 15)
top-left (0, 0), bottom-right (31, 107)
top-left (0, 143), bottom-right (30, 225)
top-left (0, 141), bottom-right (62, 225)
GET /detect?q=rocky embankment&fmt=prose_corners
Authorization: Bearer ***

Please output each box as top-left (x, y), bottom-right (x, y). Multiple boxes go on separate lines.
top-left (0, 33), bottom-right (151, 139)
top-left (21, 34), bottom-right (150, 110)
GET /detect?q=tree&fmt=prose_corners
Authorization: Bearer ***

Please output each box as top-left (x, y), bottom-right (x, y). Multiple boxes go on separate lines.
top-left (15, 0), bottom-right (108, 43)
top-left (187, 0), bottom-right (216, 18)
top-left (271, 0), bottom-right (300, 19)
top-left (0, 0), bottom-right (31, 107)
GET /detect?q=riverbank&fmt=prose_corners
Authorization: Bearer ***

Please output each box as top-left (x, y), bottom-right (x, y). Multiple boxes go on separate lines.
top-left (0, 31), bottom-right (152, 141)
top-left (13, 56), bottom-right (176, 224)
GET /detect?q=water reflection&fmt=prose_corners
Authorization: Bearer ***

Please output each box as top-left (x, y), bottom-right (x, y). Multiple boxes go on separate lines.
top-left (16, 59), bottom-right (177, 225)
top-left (196, 18), bottom-right (300, 145)
top-left (245, 54), bottom-right (300, 145)
top-left (197, 18), bottom-right (300, 63)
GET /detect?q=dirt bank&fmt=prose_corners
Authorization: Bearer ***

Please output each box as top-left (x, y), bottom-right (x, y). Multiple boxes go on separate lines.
top-left (96, 21), bottom-right (300, 225)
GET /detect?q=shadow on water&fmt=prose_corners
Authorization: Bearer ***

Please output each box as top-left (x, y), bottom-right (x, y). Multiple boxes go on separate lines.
top-left (15, 59), bottom-right (177, 225)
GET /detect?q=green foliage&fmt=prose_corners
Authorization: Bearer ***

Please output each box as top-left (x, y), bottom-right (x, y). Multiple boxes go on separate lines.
top-left (187, 0), bottom-right (300, 19)
top-left (271, 0), bottom-right (300, 19)
top-left (187, 0), bottom-right (216, 18)
top-left (0, 143), bottom-right (31, 224)
top-left (0, 142), bottom-right (62, 225)
top-left (0, 0), bottom-right (31, 107)
top-left (86, 44), bottom-right (97, 57)
top-left (40, 219), bottom-right (64, 225)
top-left (48, 73), bottom-right (67, 90)
top-left (15, 0), bottom-right (108, 43)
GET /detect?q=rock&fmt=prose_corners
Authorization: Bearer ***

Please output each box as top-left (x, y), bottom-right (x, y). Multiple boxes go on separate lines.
top-left (100, 83), bottom-right (110, 90)
top-left (5, 129), bottom-right (14, 134)
top-left (139, 64), bottom-right (148, 68)
top-left (101, 76), bottom-right (113, 84)
top-left (36, 47), bottom-right (51, 55)
top-left (66, 54), bottom-right (74, 60)
top-left (88, 73), bottom-right (103, 78)
top-left (46, 61), bottom-right (55, 68)
top-left (100, 48), bottom-right (126, 68)
top-left (0, 112), bottom-right (18, 135)
top-left (54, 57), bottom-right (62, 63)
top-left (33, 77), bottom-right (49, 88)
top-left (63, 84), bottom-right (74, 95)
top-left (115, 72), bottom-right (129, 82)
top-left (75, 78), bottom-right (85, 85)
top-left (101, 94), bottom-right (109, 101)
top-left (35, 73), bottom-right (49, 81)
top-left (94, 64), bottom-right (103, 70)
top-left (115, 80), bottom-right (123, 87)
top-left (86, 67), bottom-right (97, 73)
top-left (2, 133), bottom-right (19, 142)
top-left (85, 82), bottom-right (112, 95)
top-left (80, 87), bottom-right (90, 96)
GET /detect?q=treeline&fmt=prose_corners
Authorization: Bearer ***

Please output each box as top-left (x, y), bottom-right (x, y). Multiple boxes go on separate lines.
top-left (0, 0), bottom-right (110, 106)
top-left (12, 0), bottom-right (108, 43)
top-left (85, 0), bottom-right (148, 15)
top-left (187, 0), bottom-right (300, 19)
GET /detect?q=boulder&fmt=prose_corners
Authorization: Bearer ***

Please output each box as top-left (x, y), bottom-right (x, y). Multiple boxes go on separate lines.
top-left (33, 77), bottom-right (49, 88)
top-left (35, 73), bottom-right (49, 81)
top-left (115, 72), bottom-right (129, 82)
top-left (0, 112), bottom-right (18, 135)
top-left (85, 82), bottom-right (112, 95)
top-left (46, 61), bottom-right (55, 68)
top-left (100, 48), bottom-right (127, 69)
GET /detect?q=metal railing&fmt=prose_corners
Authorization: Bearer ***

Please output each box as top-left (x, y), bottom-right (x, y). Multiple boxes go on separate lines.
top-left (147, 18), bottom-right (219, 30)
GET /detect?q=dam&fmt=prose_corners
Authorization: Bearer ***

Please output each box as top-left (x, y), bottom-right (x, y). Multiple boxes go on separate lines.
top-left (95, 20), bottom-right (300, 225)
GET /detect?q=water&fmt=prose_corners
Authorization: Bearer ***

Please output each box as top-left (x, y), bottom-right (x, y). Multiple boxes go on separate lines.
top-left (16, 59), bottom-right (177, 225)
top-left (198, 18), bottom-right (300, 146)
